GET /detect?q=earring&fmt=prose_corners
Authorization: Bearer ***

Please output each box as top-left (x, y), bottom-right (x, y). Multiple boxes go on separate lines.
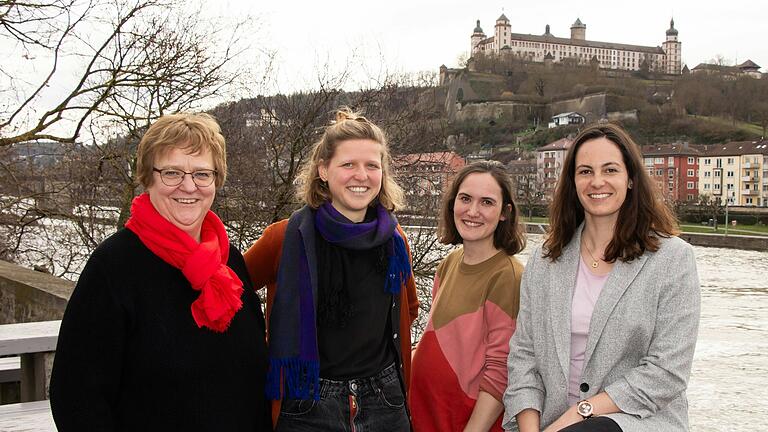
top-left (628, 180), bottom-right (633, 189)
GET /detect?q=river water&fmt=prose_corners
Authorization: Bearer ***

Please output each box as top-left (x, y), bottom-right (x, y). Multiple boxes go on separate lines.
top-left (517, 235), bottom-right (768, 431)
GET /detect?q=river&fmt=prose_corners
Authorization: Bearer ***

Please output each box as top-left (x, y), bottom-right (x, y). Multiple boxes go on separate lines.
top-left (517, 234), bottom-right (768, 431)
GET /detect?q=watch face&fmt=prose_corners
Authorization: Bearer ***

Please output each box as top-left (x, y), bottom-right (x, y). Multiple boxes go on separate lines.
top-left (577, 400), bottom-right (593, 417)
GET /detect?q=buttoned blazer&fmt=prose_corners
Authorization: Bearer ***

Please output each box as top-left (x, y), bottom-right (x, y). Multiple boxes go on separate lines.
top-left (502, 227), bottom-right (700, 432)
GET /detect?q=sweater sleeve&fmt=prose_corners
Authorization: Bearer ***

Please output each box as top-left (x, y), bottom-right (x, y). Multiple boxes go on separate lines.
top-left (478, 258), bottom-right (522, 402)
top-left (50, 253), bottom-right (127, 432)
top-left (243, 221), bottom-right (286, 291)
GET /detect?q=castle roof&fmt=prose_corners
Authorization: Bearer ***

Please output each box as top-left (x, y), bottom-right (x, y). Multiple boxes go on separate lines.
top-left (497, 13), bottom-right (509, 23)
top-left (474, 19), bottom-right (484, 34)
top-left (502, 32), bottom-right (665, 54)
top-left (666, 18), bottom-right (678, 36)
top-left (737, 59), bottom-right (761, 70)
top-left (571, 18), bottom-right (585, 28)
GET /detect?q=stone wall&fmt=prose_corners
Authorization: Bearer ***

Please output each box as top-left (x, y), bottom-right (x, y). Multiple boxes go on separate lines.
top-left (0, 260), bottom-right (73, 325)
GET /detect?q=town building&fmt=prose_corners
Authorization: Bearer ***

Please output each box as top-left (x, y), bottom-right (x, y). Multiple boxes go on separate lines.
top-left (549, 112), bottom-right (585, 128)
top-left (641, 143), bottom-right (702, 203)
top-left (691, 60), bottom-right (763, 79)
top-left (507, 159), bottom-right (538, 200)
top-left (471, 15), bottom-right (681, 75)
top-left (536, 137), bottom-right (573, 199)
top-left (697, 141), bottom-right (768, 206)
top-left (394, 151), bottom-right (465, 212)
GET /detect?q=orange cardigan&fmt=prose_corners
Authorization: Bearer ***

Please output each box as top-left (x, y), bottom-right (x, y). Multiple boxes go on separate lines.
top-left (243, 219), bottom-right (420, 422)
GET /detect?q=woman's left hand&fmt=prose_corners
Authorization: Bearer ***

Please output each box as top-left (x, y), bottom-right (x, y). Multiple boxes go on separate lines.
top-left (542, 406), bottom-right (582, 432)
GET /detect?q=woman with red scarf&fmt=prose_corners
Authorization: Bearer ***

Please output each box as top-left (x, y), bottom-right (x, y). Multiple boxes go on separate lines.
top-left (50, 113), bottom-right (271, 431)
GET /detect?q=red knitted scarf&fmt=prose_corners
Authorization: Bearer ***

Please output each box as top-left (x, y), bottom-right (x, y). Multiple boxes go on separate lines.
top-left (125, 193), bottom-right (243, 332)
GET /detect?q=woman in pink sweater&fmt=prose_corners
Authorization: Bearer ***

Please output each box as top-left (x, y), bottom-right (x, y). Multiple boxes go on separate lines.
top-left (410, 161), bottom-right (526, 431)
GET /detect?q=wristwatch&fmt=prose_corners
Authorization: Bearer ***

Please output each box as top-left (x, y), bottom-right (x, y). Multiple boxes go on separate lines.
top-left (576, 400), bottom-right (594, 419)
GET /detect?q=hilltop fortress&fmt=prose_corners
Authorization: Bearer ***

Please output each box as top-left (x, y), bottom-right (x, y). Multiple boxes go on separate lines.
top-left (471, 14), bottom-right (682, 75)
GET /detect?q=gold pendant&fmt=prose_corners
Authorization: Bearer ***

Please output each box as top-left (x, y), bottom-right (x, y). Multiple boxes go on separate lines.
top-left (591, 261), bottom-right (599, 269)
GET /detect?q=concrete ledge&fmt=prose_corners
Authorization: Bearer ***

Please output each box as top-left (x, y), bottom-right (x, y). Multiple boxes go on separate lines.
top-left (0, 260), bottom-right (73, 325)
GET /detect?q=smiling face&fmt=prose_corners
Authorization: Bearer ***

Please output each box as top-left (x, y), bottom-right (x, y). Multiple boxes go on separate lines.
top-left (452, 172), bottom-right (507, 251)
top-left (318, 139), bottom-right (383, 222)
top-left (146, 146), bottom-right (216, 241)
top-left (574, 137), bottom-right (630, 225)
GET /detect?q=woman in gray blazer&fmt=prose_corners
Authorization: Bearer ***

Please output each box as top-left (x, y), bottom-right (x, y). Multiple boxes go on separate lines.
top-left (502, 123), bottom-right (700, 432)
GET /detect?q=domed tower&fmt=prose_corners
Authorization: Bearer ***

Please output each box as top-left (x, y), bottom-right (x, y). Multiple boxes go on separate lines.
top-left (494, 14), bottom-right (511, 54)
top-left (662, 18), bottom-right (682, 74)
top-left (570, 18), bottom-right (586, 40)
top-left (471, 19), bottom-right (486, 55)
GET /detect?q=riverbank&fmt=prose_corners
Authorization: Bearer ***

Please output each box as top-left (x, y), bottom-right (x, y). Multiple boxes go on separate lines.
top-left (522, 223), bottom-right (768, 251)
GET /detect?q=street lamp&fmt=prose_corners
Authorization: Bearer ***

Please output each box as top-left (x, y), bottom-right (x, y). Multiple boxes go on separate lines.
top-left (724, 191), bottom-right (735, 236)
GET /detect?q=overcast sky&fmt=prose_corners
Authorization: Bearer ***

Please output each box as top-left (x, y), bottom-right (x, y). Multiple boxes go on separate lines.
top-left (210, 0), bottom-right (767, 93)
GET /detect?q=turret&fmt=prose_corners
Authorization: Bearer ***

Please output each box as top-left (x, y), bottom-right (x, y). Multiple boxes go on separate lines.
top-left (570, 18), bottom-right (586, 40)
top-left (471, 19), bottom-right (485, 54)
top-left (662, 18), bottom-right (681, 74)
top-left (494, 13), bottom-right (511, 54)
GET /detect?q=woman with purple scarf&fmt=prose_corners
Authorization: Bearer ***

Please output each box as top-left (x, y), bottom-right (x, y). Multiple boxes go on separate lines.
top-left (244, 108), bottom-right (419, 431)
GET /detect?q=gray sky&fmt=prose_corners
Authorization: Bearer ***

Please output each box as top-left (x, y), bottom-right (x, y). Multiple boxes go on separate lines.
top-left (213, 0), bottom-right (767, 92)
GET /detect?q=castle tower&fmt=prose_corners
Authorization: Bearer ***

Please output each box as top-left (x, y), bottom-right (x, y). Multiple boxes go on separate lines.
top-left (494, 14), bottom-right (511, 54)
top-left (570, 18), bottom-right (586, 40)
top-left (662, 18), bottom-right (682, 74)
top-left (471, 19), bottom-right (486, 55)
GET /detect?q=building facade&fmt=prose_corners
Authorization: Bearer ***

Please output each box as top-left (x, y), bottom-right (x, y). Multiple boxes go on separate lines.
top-left (697, 141), bottom-right (768, 206)
top-left (641, 144), bottom-right (701, 203)
top-left (536, 137), bottom-right (573, 199)
top-left (471, 15), bottom-right (681, 75)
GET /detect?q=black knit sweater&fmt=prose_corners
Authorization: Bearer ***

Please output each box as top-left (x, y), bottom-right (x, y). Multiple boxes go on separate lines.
top-left (50, 229), bottom-right (271, 431)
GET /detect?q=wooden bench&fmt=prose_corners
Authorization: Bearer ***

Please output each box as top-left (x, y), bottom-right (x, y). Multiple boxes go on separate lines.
top-left (0, 400), bottom-right (56, 431)
top-left (0, 320), bottom-right (60, 402)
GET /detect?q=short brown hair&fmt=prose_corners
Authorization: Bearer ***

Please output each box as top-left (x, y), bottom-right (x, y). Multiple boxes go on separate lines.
top-left (438, 161), bottom-right (526, 256)
top-left (136, 113), bottom-right (227, 189)
top-left (544, 122), bottom-right (679, 262)
top-left (297, 107), bottom-right (405, 210)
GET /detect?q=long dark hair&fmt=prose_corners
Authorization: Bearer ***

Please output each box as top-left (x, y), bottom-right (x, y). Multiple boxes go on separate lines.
top-left (544, 123), bottom-right (679, 262)
top-left (438, 161), bottom-right (526, 255)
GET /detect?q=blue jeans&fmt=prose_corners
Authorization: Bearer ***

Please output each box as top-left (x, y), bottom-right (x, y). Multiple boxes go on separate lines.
top-left (275, 363), bottom-right (410, 432)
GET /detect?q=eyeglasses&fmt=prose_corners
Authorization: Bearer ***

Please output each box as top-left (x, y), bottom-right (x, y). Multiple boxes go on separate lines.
top-left (152, 168), bottom-right (217, 187)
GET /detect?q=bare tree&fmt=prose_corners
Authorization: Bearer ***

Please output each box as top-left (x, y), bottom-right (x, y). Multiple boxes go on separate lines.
top-left (1, 0), bottom-right (255, 147)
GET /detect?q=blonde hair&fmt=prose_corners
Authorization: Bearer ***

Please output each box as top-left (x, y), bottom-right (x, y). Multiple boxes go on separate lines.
top-left (297, 107), bottom-right (405, 210)
top-left (135, 113), bottom-right (227, 189)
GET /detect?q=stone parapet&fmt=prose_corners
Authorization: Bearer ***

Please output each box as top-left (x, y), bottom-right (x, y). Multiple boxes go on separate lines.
top-left (0, 261), bottom-right (73, 325)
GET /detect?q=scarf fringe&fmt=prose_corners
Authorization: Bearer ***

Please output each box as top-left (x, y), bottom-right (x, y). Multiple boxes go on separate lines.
top-left (385, 232), bottom-right (411, 295)
top-left (266, 358), bottom-right (320, 401)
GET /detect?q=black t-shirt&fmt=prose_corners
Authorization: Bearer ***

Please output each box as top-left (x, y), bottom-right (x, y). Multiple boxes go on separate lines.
top-left (314, 231), bottom-right (396, 380)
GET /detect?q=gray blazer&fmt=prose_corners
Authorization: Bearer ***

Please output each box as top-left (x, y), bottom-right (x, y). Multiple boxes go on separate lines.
top-left (502, 228), bottom-right (700, 432)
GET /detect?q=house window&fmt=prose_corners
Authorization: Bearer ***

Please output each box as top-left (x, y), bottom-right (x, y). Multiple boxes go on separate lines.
top-left (714, 184), bottom-right (721, 190)
top-left (687, 169), bottom-right (694, 177)
top-left (746, 198), bottom-right (753, 204)
top-left (687, 182), bottom-right (694, 189)
top-left (655, 158), bottom-right (664, 164)
top-left (703, 158), bottom-right (711, 165)
top-left (727, 158), bottom-right (735, 165)
top-left (688, 157), bottom-right (695, 164)
top-left (668, 157), bottom-right (675, 166)
top-left (656, 169), bottom-right (663, 176)
top-left (687, 194), bottom-right (694, 200)
top-left (727, 171), bottom-right (734, 177)
top-left (704, 172), bottom-right (711, 177)
top-left (704, 184), bottom-right (710, 190)
top-left (714, 171), bottom-right (721, 177)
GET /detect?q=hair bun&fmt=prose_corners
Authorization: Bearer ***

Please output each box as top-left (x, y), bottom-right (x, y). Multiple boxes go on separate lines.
top-left (333, 106), bottom-right (366, 124)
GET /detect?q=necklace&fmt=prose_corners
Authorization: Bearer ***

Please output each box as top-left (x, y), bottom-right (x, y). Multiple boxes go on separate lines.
top-left (582, 241), bottom-right (601, 269)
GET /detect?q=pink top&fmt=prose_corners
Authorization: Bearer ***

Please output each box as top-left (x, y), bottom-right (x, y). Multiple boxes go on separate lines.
top-left (568, 257), bottom-right (609, 406)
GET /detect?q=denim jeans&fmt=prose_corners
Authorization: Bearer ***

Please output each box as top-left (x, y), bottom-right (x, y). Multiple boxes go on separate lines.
top-left (275, 363), bottom-right (410, 432)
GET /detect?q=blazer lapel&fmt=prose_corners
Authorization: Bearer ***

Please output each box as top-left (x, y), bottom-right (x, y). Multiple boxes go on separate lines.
top-left (583, 252), bottom-right (648, 365)
top-left (549, 228), bottom-right (582, 380)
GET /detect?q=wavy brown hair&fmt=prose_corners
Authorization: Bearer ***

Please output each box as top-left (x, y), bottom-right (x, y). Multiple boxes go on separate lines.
top-left (438, 161), bottom-right (526, 255)
top-left (297, 107), bottom-right (405, 210)
top-left (543, 123), bottom-right (679, 262)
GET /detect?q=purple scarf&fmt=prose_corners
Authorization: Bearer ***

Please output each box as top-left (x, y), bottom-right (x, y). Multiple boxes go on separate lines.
top-left (265, 203), bottom-right (411, 400)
